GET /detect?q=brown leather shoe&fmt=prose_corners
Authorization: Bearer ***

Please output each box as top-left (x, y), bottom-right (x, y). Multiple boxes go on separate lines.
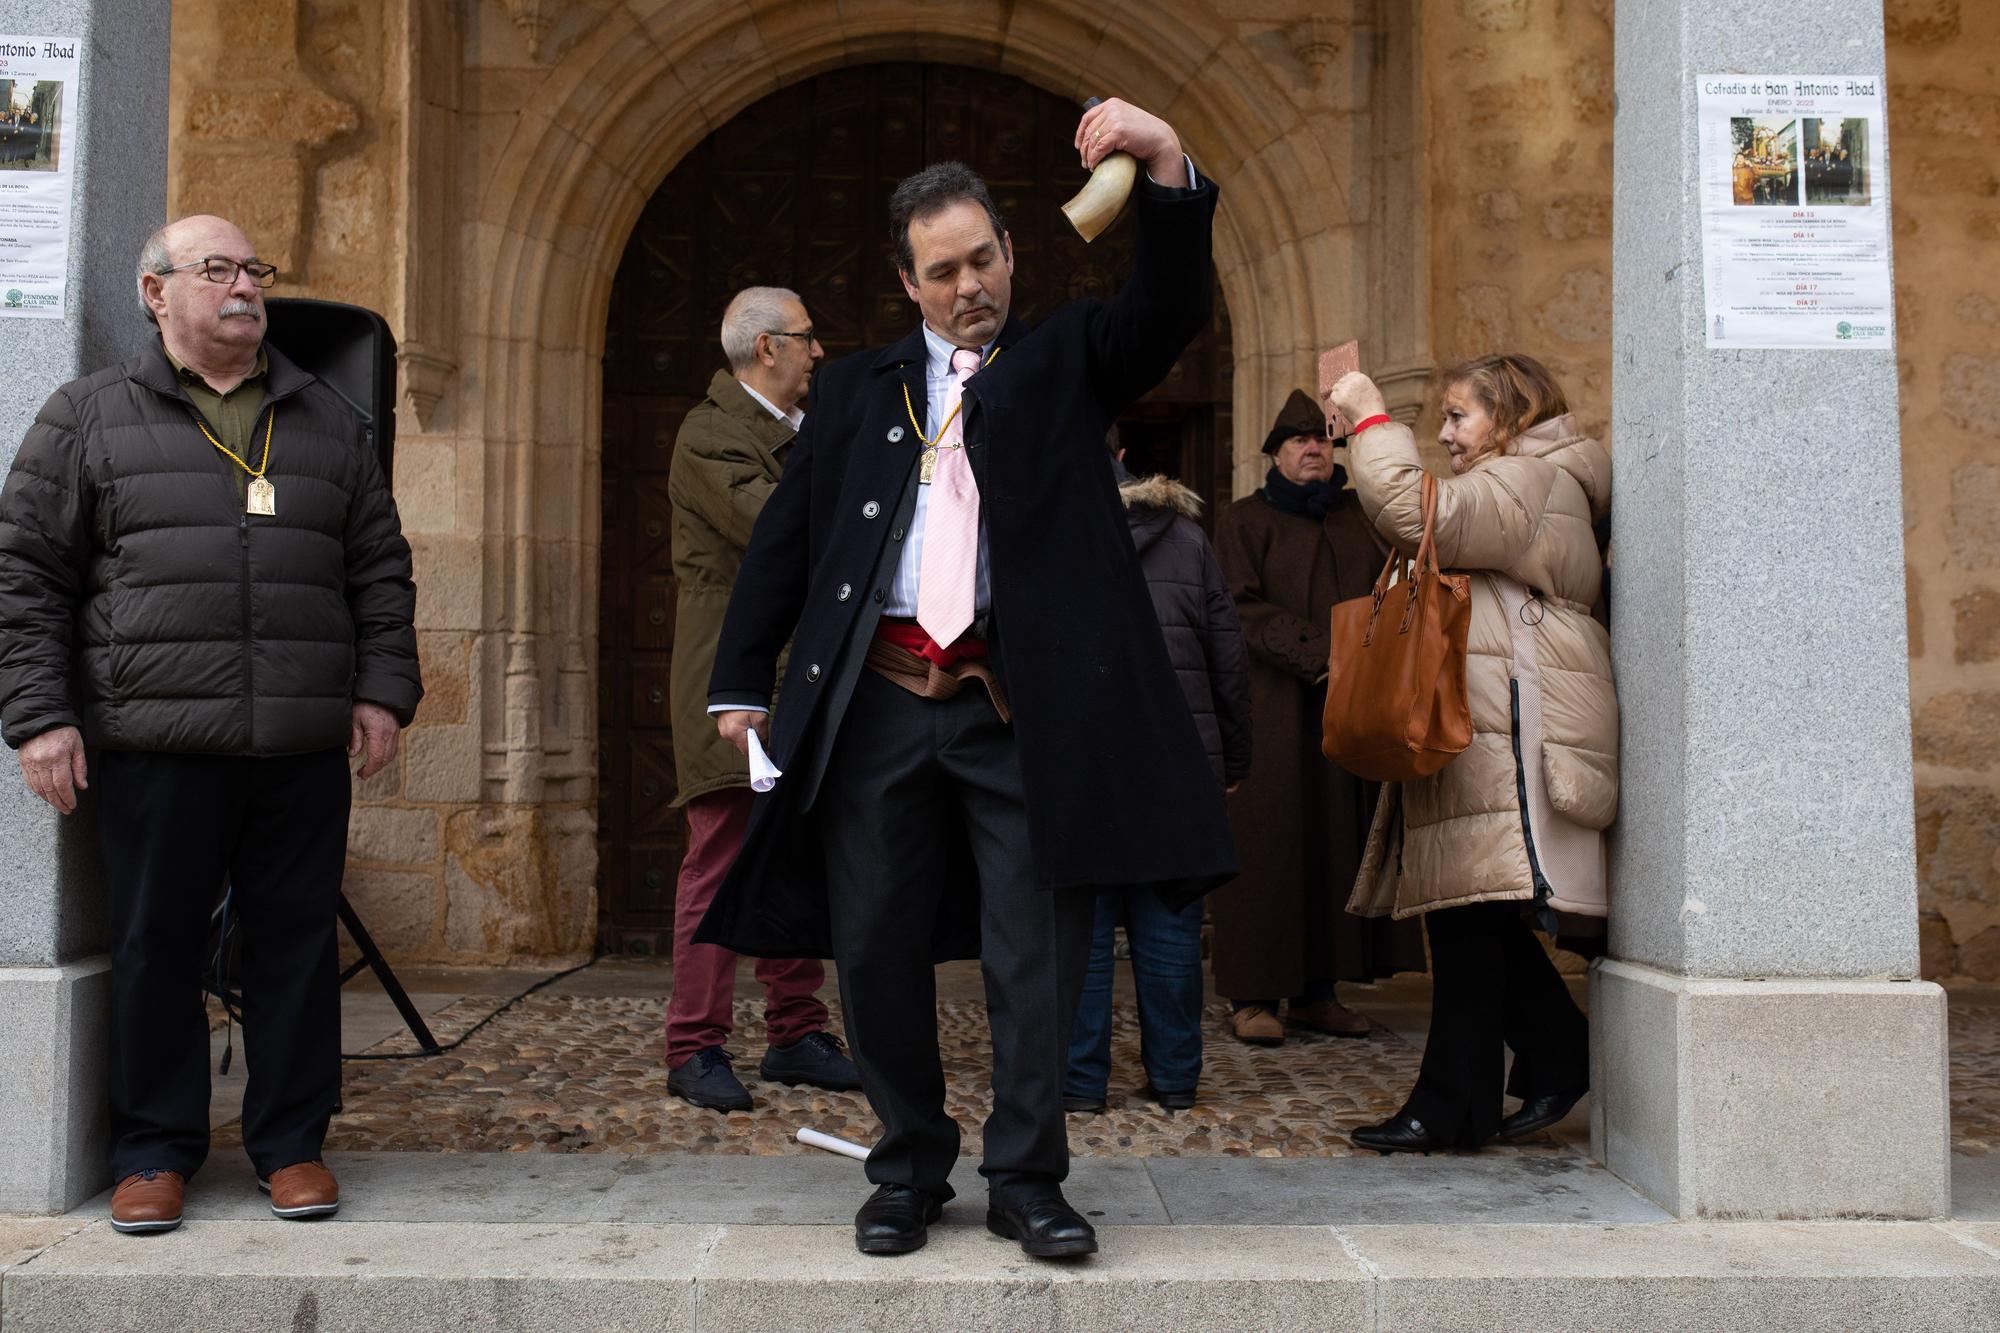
top-left (259, 1160), bottom-right (340, 1219)
top-left (1287, 998), bottom-right (1373, 1038)
top-left (1229, 1004), bottom-right (1284, 1046)
top-left (110, 1169), bottom-right (185, 1234)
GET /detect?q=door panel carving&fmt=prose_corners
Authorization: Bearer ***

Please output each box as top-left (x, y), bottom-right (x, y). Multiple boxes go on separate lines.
top-left (598, 63), bottom-right (1232, 953)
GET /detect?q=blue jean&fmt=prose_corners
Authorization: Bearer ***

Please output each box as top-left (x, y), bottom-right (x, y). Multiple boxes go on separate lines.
top-left (1063, 888), bottom-right (1206, 1099)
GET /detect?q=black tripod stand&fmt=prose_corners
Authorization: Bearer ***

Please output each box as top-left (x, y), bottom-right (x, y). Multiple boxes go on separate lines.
top-left (205, 887), bottom-right (441, 1058)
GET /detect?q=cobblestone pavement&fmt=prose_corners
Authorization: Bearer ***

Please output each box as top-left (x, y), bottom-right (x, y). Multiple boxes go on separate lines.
top-left (1949, 989), bottom-right (2000, 1156)
top-left (209, 969), bottom-right (1999, 1159)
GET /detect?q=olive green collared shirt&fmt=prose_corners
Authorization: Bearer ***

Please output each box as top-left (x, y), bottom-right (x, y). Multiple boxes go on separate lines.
top-left (167, 345), bottom-right (270, 504)
top-left (168, 344), bottom-right (271, 460)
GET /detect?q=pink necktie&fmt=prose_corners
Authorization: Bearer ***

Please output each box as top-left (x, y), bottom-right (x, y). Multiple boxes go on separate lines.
top-left (918, 348), bottom-right (982, 646)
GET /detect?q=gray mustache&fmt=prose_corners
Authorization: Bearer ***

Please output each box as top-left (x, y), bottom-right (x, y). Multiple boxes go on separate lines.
top-left (219, 300), bottom-right (262, 320)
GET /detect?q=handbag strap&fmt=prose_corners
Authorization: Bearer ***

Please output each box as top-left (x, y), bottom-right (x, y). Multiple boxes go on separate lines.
top-left (1396, 474), bottom-right (1441, 634)
top-left (1413, 473), bottom-right (1441, 579)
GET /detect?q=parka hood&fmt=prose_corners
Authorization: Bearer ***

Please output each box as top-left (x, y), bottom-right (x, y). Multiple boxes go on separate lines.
top-left (1119, 472), bottom-right (1204, 518)
top-left (1120, 473), bottom-right (1203, 553)
top-left (1511, 413), bottom-right (1611, 524)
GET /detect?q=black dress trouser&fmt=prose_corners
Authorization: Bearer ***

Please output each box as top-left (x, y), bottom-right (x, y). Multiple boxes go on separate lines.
top-left (818, 670), bottom-right (1093, 1204)
top-left (96, 748), bottom-right (350, 1181)
top-left (1405, 900), bottom-right (1589, 1148)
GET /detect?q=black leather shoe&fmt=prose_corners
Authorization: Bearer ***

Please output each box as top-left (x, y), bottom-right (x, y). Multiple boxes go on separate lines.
top-left (1138, 1084), bottom-right (1195, 1111)
top-left (855, 1183), bottom-right (945, 1255)
top-left (1496, 1088), bottom-right (1587, 1140)
top-left (759, 1031), bottom-right (864, 1091)
top-left (986, 1191), bottom-right (1099, 1259)
top-left (1063, 1094), bottom-right (1107, 1114)
top-left (1350, 1111), bottom-right (1448, 1155)
top-left (667, 1047), bottom-right (752, 1112)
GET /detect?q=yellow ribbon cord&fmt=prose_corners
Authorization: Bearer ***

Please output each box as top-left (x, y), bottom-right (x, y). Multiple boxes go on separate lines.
top-left (900, 346), bottom-right (1002, 448)
top-left (193, 406), bottom-right (275, 479)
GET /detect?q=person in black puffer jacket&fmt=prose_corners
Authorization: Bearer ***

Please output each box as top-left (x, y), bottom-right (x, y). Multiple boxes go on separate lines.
top-left (1062, 444), bottom-right (1249, 1114)
top-left (0, 214), bottom-right (421, 1235)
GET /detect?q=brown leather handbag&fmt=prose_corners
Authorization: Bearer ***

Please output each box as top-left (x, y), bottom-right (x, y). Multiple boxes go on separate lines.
top-left (1320, 473), bottom-right (1473, 781)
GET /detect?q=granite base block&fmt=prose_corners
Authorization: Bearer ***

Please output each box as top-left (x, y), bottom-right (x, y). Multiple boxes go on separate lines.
top-left (0, 960), bottom-right (112, 1215)
top-left (1590, 958), bottom-right (1950, 1219)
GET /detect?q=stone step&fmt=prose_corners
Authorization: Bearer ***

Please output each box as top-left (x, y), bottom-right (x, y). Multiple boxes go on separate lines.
top-left (5, 1216), bottom-right (1998, 1331)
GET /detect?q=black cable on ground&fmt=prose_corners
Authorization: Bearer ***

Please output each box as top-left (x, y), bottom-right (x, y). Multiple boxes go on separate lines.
top-left (339, 957), bottom-right (600, 1061)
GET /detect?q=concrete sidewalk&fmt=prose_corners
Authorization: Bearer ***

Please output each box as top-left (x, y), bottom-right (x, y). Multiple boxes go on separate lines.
top-left (5, 1153), bottom-right (2000, 1330)
top-left (9, 970), bottom-right (1993, 1328)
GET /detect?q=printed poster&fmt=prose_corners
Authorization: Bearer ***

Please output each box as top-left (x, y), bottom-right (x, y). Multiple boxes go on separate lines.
top-left (0, 36), bottom-right (78, 319)
top-left (1697, 75), bottom-right (1893, 349)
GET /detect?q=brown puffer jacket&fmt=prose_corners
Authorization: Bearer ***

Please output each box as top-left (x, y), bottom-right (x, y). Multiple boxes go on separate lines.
top-left (1344, 415), bottom-right (1617, 921)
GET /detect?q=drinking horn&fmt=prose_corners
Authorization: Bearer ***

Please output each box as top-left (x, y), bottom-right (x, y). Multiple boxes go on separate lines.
top-left (1061, 97), bottom-right (1139, 243)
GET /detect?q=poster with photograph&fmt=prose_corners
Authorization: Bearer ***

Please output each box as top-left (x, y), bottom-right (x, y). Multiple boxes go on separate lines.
top-left (1697, 75), bottom-right (1891, 350)
top-left (0, 36), bottom-right (78, 319)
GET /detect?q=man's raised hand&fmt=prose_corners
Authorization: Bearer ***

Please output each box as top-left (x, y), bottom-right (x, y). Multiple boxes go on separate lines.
top-left (1075, 99), bottom-right (1187, 187)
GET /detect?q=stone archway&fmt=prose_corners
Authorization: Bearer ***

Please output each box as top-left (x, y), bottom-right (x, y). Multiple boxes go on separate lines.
top-left (415, 0), bottom-right (1430, 957)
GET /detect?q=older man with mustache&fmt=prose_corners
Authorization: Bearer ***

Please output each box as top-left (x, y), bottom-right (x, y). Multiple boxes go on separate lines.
top-left (0, 214), bottom-right (422, 1234)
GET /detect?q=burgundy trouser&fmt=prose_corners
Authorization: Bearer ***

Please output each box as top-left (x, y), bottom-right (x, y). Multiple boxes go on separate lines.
top-left (663, 787), bottom-right (829, 1069)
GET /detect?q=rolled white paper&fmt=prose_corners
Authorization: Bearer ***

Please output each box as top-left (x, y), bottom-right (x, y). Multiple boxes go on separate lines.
top-left (796, 1126), bottom-right (872, 1161)
top-left (748, 728), bottom-right (783, 792)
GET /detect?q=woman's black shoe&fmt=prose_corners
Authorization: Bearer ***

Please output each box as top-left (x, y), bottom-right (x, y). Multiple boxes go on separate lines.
top-left (1496, 1089), bottom-right (1587, 1140)
top-left (1349, 1111), bottom-right (1448, 1156)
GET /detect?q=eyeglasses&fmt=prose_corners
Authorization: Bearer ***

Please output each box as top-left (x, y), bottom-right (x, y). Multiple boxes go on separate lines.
top-left (157, 256), bottom-right (280, 288)
top-left (765, 329), bottom-right (816, 342)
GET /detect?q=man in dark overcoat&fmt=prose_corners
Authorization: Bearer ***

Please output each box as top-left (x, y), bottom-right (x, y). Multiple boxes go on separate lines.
top-left (1210, 390), bottom-right (1426, 1046)
top-left (703, 99), bottom-right (1234, 1260)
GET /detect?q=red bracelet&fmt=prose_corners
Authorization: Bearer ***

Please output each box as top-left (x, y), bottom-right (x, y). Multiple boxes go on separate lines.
top-left (1347, 413), bottom-right (1393, 437)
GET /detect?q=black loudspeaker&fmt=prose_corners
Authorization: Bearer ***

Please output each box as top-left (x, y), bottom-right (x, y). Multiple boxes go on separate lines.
top-left (203, 298), bottom-right (440, 1061)
top-left (262, 298), bottom-right (398, 480)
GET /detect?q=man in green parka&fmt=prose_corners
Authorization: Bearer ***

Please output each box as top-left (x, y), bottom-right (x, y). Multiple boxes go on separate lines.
top-left (661, 287), bottom-right (860, 1111)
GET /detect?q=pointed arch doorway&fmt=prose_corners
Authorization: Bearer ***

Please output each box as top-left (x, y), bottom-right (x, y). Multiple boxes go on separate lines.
top-left (595, 61), bottom-right (1234, 955)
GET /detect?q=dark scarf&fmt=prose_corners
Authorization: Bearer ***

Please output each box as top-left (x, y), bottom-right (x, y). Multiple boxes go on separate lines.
top-left (1260, 465), bottom-right (1344, 520)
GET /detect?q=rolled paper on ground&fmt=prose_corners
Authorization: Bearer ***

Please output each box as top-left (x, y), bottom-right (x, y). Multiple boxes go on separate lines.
top-left (797, 1126), bottom-right (872, 1161)
top-left (1062, 150), bottom-right (1138, 242)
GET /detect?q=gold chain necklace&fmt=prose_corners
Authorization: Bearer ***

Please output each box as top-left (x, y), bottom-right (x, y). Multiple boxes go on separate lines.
top-left (193, 407), bottom-right (277, 515)
top-left (901, 346), bottom-right (999, 483)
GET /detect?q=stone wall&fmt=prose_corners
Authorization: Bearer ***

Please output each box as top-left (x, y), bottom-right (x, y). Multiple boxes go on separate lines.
top-left (169, 0), bottom-right (597, 966)
top-left (169, 1), bottom-right (396, 314)
top-left (156, 0), bottom-right (1999, 975)
top-left (1889, 0), bottom-right (2000, 978)
top-left (1421, 0), bottom-right (1615, 440)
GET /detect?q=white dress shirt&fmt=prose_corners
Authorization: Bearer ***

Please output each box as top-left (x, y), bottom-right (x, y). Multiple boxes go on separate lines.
top-left (738, 378), bottom-right (804, 431)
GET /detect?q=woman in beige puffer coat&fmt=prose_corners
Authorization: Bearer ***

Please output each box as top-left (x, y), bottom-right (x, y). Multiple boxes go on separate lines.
top-left (1324, 353), bottom-right (1618, 1155)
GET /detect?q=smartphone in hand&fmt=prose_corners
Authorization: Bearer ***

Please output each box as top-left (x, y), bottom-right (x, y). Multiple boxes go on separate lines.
top-left (1318, 340), bottom-right (1361, 438)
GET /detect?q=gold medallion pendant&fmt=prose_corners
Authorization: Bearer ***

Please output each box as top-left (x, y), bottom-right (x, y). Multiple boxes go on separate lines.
top-left (247, 477), bottom-right (277, 516)
top-left (919, 449), bottom-right (937, 485)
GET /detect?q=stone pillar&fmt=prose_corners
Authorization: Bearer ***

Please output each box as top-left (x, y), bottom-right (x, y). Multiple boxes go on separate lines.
top-left (1598, 0), bottom-right (1949, 1218)
top-left (0, 0), bottom-right (170, 1214)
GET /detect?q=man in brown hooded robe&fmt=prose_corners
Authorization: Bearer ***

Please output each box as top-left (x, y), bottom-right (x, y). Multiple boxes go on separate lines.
top-left (1209, 389), bottom-right (1427, 1045)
